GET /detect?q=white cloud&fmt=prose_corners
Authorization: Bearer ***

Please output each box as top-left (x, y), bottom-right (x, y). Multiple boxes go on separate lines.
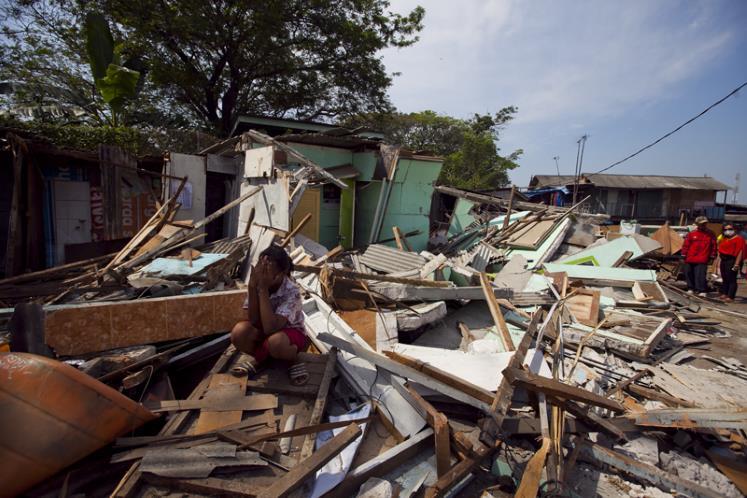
top-left (383, 0), bottom-right (736, 125)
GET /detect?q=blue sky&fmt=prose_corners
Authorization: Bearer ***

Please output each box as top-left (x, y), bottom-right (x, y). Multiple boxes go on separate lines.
top-left (382, 0), bottom-right (747, 202)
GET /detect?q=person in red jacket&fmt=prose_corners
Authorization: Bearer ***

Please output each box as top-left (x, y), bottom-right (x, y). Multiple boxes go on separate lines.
top-left (718, 224), bottom-right (745, 302)
top-left (681, 216), bottom-right (717, 296)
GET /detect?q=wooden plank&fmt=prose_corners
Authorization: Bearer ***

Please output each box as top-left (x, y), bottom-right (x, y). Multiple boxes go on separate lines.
top-left (504, 367), bottom-right (625, 413)
top-left (546, 396), bottom-right (627, 441)
top-left (424, 442), bottom-right (493, 498)
top-left (566, 289), bottom-right (600, 327)
top-left (220, 417), bottom-right (373, 450)
top-left (406, 385), bottom-right (451, 478)
top-left (485, 309), bottom-right (545, 439)
top-left (479, 273), bottom-right (514, 351)
top-left (279, 212), bottom-right (312, 248)
top-left (384, 351), bottom-right (495, 404)
top-left (299, 351), bottom-right (337, 460)
top-left (145, 394), bottom-right (276, 413)
top-left (192, 374), bottom-right (249, 435)
top-left (515, 437), bottom-right (551, 498)
top-left (626, 383), bottom-right (697, 408)
top-left (502, 185), bottom-right (516, 230)
top-left (142, 475), bottom-right (257, 497)
top-left (318, 333), bottom-right (493, 413)
top-left (628, 407), bottom-right (747, 430)
top-left (257, 423), bottom-right (362, 498)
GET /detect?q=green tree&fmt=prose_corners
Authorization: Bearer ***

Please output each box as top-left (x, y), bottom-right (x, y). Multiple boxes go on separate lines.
top-left (347, 108), bottom-right (522, 190)
top-left (1, 1), bottom-right (424, 135)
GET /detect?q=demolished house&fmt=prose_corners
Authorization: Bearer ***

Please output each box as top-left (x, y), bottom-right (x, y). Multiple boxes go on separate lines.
top-left (1, 126), bottom-right (747, 498)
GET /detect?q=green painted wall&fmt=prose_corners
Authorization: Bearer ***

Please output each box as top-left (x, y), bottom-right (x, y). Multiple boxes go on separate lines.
top-left (354, 181), bottom-right (382, 249)
top-left (448, 198), bottom-right (476, 237)
top-left (339, 179), bottom-right (355, 248)
top-left (352, 151), bottom-right (379, 181)
top-left (279, 142), bottom-right (442, 252)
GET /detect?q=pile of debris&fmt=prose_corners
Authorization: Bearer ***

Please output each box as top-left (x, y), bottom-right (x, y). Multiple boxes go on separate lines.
top-left (1, 137), bottom-right (746, 498)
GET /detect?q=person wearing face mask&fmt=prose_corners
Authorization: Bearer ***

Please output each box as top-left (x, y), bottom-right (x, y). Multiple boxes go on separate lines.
top-left (717, 224), bottom-right (745, 302)
top-left (681, 216), bottom-right (717, 296)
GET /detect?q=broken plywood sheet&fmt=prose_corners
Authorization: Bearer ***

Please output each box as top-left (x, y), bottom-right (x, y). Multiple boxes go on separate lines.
top-left (244, 145), bottom-right (274, 178)
top-left (566, 289), bottom-right (601, 327)
top-left (563, 309), bottom-right (670, 359)
top-left (650, 363), bottom-right (747, 408)
top-left (494, 254), bottom-right (531, 292)
top-left (390, 343), bottom-right (552, 392)
top-left (238, 179), bottom-right (290, 234)
top-left (507, 218), bottom-right (571, 269)
top-left (45, 290), bottom-right (246, 355)
top-left (542, 263), bottom-right (657, 284)
top-left (555, 235), bottom-right (661, 267)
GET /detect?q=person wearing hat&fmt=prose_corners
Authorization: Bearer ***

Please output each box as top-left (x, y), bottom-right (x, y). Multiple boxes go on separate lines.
top-left (717, 223), bottom-right (745, 302)
top-left (681, 216), bottom-right (717, 296)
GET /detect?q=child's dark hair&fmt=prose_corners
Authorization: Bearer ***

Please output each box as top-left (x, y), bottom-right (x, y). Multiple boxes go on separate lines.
top-left (259, 245), bottom-right (294, 275)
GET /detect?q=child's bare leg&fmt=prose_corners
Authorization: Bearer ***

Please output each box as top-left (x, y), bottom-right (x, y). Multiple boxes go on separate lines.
top-left (230, 321), bottom-right (262, 354)
top-left (265, 332), bottom-right (299, 362)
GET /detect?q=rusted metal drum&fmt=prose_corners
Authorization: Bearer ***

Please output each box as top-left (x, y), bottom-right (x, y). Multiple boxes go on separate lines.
top-left (0, 353), bottom-right (157, 497)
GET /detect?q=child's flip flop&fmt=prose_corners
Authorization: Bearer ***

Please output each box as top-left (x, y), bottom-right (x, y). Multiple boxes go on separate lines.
top-left (288, 362), bottom-right (309, 386)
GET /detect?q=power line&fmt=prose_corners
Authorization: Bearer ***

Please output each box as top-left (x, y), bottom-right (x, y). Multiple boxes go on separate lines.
top-left (590, 80), bottom-right (747, 176)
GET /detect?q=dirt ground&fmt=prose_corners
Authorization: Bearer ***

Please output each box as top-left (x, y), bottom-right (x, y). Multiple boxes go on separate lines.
top-left (684, 278), bottom-right (747, 367)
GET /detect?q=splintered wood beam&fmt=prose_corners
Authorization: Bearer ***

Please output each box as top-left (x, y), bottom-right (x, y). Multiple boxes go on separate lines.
top-left (257, 423), bottom-right (362, 498)
top-left (280, 212), bottom-right (312, 248)
top-left (219, 417), bottom-right (373, 450)
top-left (406, 385), bottom-right (451, 478)
top-left (546, 395), bottom-right (627, 441)
top-left (142, 475), bottom-right (257, 497)
top-left (502, 185), bottom-right (516, 230)
top-left (482, 310), bottom-right (545, 440)
top-left (479, 273), bottom-right (515, 351)
top-left (585, 442), bottom-right (723, 498)
top-left (299, 351), bottom-right (337, 460)
top-left (424, 442), bottom-right (495, 498)
top-left (515, 437), bottom-right (551, 498)
top-left (392, 226), bottom-right (412, 252)
top-left (144, 394), bottom-right (277, 413)
top-left (504, 367), bottom-right (625, 413)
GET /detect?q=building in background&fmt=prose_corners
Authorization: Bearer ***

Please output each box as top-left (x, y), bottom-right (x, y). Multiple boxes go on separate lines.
top-left (528, 173), bottom-right (730, 224)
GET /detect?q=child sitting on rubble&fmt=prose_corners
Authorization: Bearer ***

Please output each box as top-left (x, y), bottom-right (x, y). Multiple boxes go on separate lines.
top-left (230, 245), bottom-right (308, 384)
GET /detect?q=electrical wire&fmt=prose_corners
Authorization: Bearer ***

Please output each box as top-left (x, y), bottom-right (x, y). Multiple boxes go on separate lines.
top-left (590, 80), bottom-right (747, 175)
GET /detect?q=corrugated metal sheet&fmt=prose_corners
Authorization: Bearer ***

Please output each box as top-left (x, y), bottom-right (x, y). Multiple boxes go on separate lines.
top-left (198, 233), bottom-right (253, 254)
top-left (531, 174), bottom-right (729, 191)
top-left (359, 244), bottom-right (426, 274)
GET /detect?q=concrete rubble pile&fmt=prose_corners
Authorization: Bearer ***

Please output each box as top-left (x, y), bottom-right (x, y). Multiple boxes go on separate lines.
top-left (1, 134), bottom-right (746, 498)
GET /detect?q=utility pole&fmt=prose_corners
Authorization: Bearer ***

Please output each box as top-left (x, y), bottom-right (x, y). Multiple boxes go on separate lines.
top-left (572, 134), bottom-right (588, 205)
top-left (553, 156), bottom-right (560, 177)
top-left (734, 172), bottom-right (740, 204)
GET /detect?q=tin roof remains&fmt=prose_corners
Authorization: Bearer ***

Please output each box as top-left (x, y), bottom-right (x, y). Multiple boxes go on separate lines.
top-left (531, 173), bottom-right (730, 191)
